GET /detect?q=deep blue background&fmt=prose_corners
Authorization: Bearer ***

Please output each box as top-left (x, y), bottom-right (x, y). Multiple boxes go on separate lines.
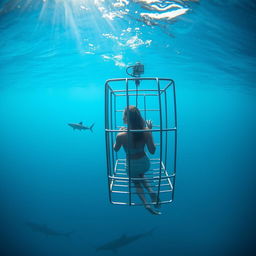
top-left (0, 1), bottom-right (255, 255)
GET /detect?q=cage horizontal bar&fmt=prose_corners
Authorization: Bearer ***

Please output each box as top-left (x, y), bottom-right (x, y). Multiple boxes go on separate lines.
top-left (115, 93), bottom-right (159, 96)
top-left (108, 175), bottom-right (173, 181)
top-left (115, 172), bottom-right (127, 176)
top-left (112, 183), bottom-right (171, 188)
top-left (116, 158), bottom-right (162, 162)
top-left (114, 171), bottom-right (170, 176)
top-left (105, 77), bottom-right (175, 83)
top-left (105, 128), bottom-right (176, 132)
top-left (113, 179), bottom-right (172, 184)
top-left (116, 126), bottom-right (161, 131)
top-left (111, 200), bottom-right (173, 206)
top-left (112, 189), bottom-right (172, 194)
top-left (115, 109), bottom-right (160, 112)
top-left (112, 89), bottom-right (165, 92)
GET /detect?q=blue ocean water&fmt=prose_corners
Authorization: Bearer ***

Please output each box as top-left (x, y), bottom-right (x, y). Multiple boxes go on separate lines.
top-left (0, 0), bottom-right (255, 255)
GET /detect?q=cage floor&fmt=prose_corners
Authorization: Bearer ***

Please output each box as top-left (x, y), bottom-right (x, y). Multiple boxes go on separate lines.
top-left (109, 158), bottom-right (174, 206)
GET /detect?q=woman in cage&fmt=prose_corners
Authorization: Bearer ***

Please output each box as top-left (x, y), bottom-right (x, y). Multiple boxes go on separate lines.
top-left (114, 105), bottom-right (161, 215)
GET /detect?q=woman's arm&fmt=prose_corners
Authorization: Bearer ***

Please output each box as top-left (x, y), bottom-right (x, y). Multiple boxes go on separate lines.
top-left (145, 120), bottom-right (156, 154)
top-left (114, 133), bottom-right (122, 152)
top-left (146, 132), bottom-right (156, 154)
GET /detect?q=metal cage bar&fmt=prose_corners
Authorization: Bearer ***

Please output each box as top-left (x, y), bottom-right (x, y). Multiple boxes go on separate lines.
top-left (164, 90), bottom-right (168, 176)
top-left (110, 92), bottom-right (115, 185)
top-left (156, 78), bottom-right (163, 205)
top-left (105, 82), bottom-right (112, 203)
top-left (125, 78), bottom-right (132, 205)
top-left (143, 94), bottom-right (147, 122)
top-left (172, 81), bottom-right (178, 201)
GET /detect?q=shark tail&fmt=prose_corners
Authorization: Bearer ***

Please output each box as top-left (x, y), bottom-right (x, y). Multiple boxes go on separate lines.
top-left (90, 123), bottom-right (95, 132)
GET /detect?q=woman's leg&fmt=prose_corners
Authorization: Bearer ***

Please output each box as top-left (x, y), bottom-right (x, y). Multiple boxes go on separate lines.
top-left (141, 175), bottom-right (160, 207)
top-left (134, 178), bottom-right (161, 215)
top-left (133, 180), bottom-right (147, 205)
top-left (141, 175), bottom-right (154, 193)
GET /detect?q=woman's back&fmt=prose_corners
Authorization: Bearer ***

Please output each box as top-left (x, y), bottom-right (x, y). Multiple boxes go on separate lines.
top-left (117, 129), bottom-right (155, 159)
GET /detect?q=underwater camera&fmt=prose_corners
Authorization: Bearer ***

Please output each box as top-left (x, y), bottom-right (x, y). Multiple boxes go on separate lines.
top-left (126, 62), bottom-right (144, 77)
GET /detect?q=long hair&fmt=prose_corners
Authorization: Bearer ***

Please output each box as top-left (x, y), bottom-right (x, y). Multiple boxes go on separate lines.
top-left (123, 106), bottom-right (145, 145)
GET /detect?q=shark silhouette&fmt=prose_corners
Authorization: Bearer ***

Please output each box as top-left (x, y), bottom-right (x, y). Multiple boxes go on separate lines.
top-left (25, 222), bottom-right (73, 238)
top-left (96, 228), bottom-right (156, 253)
top-left (68, 122), bottom-right (94, 132)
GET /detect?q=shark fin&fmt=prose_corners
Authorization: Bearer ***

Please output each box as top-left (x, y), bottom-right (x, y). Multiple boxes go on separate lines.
top-left (90, 123), bottom-right (95, 132)
top-left (79, 121), bottom-right (83, 125)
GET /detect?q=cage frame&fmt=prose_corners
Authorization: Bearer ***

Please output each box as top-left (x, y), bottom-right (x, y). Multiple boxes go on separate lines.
top-left (105, 77), bottom-right (177, 206)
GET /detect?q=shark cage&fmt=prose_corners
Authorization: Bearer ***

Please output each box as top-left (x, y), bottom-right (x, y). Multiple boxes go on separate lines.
top-left (105, 64), bottom-right (178, 207)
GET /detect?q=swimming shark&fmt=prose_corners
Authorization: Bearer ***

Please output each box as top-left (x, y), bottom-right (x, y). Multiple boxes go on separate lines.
top-left (25, 222), bottom-right (73, 238)
top-left (96, 228), bottom-right (156, 253)
top-left (68, 122), bottom-right (94, 132)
